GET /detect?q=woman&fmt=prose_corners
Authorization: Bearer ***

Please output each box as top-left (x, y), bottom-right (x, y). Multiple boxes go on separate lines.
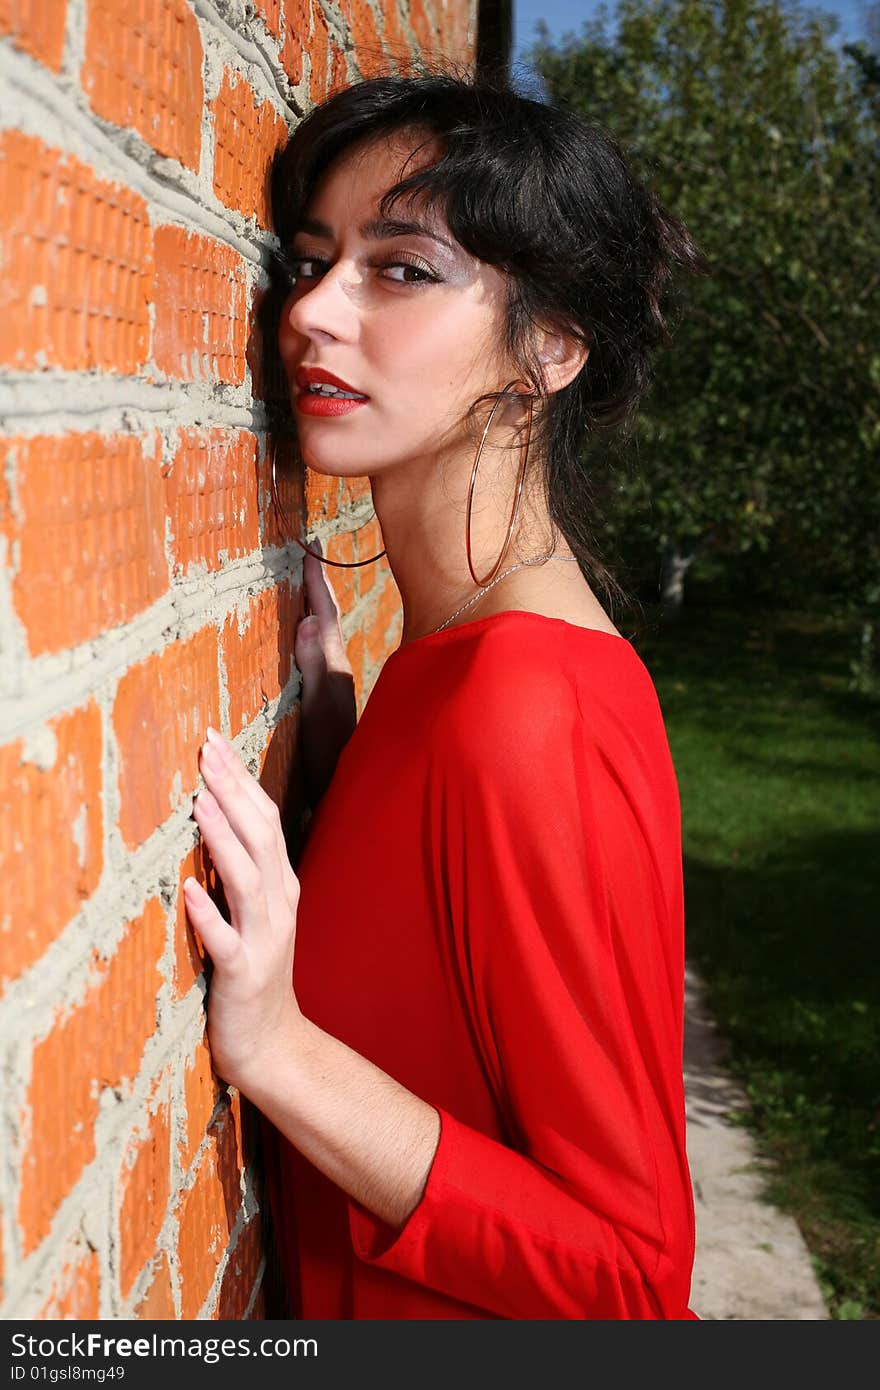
top-left (183, 70), bottom-right (705, 1320)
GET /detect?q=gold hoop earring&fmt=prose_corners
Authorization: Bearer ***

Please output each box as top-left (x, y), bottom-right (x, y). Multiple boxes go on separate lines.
top-left (465, 379), bottom-right (534, 587)
top-left (270, 452), bottom-right (387, 568)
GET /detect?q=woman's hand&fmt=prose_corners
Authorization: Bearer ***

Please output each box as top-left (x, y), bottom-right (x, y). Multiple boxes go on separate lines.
top-left (184, 728), bottom-right (303, 1091)
top-left (185, 731), bottom-right (441, 1233)
top-left (294, 542), bottom-right (358, 809)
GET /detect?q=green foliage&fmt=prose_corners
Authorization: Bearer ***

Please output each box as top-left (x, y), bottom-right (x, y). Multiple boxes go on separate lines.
top-left (528, 1), bottom-right (880, 617)
top-left (638, 603), bottom-right (880, 1318)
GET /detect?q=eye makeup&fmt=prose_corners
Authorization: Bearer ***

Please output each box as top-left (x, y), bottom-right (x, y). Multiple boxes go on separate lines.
top-left (290, 213), bottom-right (467, 278)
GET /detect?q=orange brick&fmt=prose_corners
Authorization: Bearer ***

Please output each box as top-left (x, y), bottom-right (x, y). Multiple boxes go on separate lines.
top-left (216, 1214), bottom-right (263, 1320)
top-left (435, 0), bottom-right (453, 51)
top-left (93, 896), bottom-right (166, 1075)
top-left (211, 71), bottom-right (288, 227)
top-left (134, 1251), bottom-right (176, 1319)
top-left (328, 39), bottom-right (348, 96)
top-left (0, 132), bottom-right (152, 372)
top-left (229, 1090), bottom-right (263, 1176)
top-left (37, 1240), bottom-right (101, 1318)
top-left (353, 516), bottom-right (385, 596)
top-left (222, 581), bottom-right (299, 734)
top-left (0, 463), bottom-right (11, 548)
top-left (247, 285), bottom-right (295, 412)
top-left (303, 467), bottom-right (338, 528)
top-left (443, 1), bottom-right (459, 54)
top-left (346, 626), bottom-right (367, 712)
top-left (19, 898), bottom-right (165, 1254)
top-left (113, 627), bottom-right (220, 849)
top-left (378, 0), bottom-right (410, 60)
top-left (164, 428), bottom-right (260, 576)
top-left (407, 0), bottom-right (436, 53)
top-left (325, 530), bottom-right (358, 616)
top-left (0, 701), bottom-right (103, 990)
top-left (0, 0), bottom-right (66, 70)
top-left (118, 1087), bottom-right (172, 1298)
top-left (181, 1031), bottom-right (222, 1171)
top-left (8, 434), bottom-right (167, 657)
top-left (326, 476), bottom-right (341, 521)
top-left (81, 0), bottom-right (202, 171)
top-left (245, 289), bottom-right (265, 402)
top-left (337, 0), bottom-right (388, 79)
top-left (337, 0), bottom-right (381, 52)
top-left (308, 0), bottom-right (329, 104)
top-left (176, 1108), bottom-right (242, 1319)
top-left (262, 436), bottom-right (308, 551)
top-left (173, 845), bottom-right (211, 1000)
top-left (337, 474), bottom-right (372, 507)
top-left (375, 575), bottom-right (404, 644)
top-left (280, 0), bottom-right (307, 87)
top-left (365, 575), bottom-right (403, 667)
top-left (254, 0), bottom-right (281, 38)
top-left (363, 608), bottom-right (383, 667)
top-left (152, 225), bottom-right (248, 385)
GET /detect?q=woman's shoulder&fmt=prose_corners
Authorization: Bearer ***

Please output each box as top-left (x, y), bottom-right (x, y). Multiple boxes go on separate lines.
top-left (392, 613), bottom-right (680, 855)
top-left (421, 608), bottom-right (652, 691)
top-left (389, 610), bottom-right (664, 770)
top-left (390, 608), bottom-right (639, 675)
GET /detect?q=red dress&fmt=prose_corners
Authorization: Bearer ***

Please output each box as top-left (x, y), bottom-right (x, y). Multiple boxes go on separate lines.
top-left (264, 611), bottom-right (697, 1319)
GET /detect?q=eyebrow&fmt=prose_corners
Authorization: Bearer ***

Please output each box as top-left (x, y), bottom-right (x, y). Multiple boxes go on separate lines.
top-left (294, 216), bottom-right (458, 255)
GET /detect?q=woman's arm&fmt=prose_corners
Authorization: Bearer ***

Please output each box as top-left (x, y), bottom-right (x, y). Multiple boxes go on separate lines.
top-left (236, 1012), bottom-right (441, 1231)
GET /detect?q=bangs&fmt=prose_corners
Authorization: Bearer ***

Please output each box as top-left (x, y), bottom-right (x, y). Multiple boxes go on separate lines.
top-left (271, 76), bottom-right (555, 283)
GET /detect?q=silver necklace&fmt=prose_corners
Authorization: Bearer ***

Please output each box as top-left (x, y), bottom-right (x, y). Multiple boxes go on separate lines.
top-left (431, 553), bottom-right (582, 635)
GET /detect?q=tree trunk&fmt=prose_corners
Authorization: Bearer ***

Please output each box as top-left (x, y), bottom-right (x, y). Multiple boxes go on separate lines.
top-left (850, 618), bottom-right (875, 694)
top-left (660, 545), bottom-right (696, 619)
top-left (660, 534), bottom-right (715, 618)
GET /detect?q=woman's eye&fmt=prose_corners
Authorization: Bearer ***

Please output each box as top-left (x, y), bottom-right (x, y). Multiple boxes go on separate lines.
top-left (284, 255), bottom-right (437, 286)
top-left (288, 256), bottom-right (326, 279)
top-left (381, 261), bottom-right (437, 285)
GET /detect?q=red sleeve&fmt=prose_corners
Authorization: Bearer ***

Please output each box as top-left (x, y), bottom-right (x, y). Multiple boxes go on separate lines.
top-left (348, 646), bottom-right (692, 1319)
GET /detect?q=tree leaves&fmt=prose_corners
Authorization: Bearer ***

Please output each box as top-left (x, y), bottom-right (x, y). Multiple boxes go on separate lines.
top-left (530, 0), bottom-right (880, 614)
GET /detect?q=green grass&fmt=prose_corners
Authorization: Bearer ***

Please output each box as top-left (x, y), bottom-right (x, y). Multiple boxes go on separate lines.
top-left (633, 602), bottom-right (880, 1320)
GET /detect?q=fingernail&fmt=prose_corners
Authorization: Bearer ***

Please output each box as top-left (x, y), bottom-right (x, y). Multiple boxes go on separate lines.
top-left (205, 727), bottom-right (229, 761)
top-left (201, 740), bottom-right (224, 772)
top-left (193, 789), bottom-right (218, 816)
top-left (300, 615), bottom-right (319, 637)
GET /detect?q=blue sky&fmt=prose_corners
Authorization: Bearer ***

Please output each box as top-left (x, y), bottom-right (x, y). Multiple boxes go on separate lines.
top-left (511, 1), bottom-right (876, 96)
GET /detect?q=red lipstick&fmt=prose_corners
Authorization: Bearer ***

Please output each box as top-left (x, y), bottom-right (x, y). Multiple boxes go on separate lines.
top-left (295, 365), bottom-right (370, 417)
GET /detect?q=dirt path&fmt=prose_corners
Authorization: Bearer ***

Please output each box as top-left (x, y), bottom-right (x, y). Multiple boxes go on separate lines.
top-left (684, 965), bottom-right (829, 1320)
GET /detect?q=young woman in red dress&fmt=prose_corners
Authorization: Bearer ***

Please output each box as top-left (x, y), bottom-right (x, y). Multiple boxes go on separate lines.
top-left (183, 70), bottom-right (706, 1320)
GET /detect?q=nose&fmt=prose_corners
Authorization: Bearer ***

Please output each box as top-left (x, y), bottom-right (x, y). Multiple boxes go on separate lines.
top-left (281, 258), bottom-right (361, 346)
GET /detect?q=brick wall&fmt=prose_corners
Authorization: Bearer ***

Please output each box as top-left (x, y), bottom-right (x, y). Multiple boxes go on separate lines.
top-left (0, 0), bottom-right (478, 1320)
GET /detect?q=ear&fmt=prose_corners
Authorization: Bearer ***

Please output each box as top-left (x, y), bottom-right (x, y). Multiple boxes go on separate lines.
top-left (535, 324), bottom-right (590, 394)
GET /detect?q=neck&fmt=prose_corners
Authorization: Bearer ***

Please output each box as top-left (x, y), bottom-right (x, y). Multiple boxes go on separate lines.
top-left (368, 444), bottom-right (570, 645)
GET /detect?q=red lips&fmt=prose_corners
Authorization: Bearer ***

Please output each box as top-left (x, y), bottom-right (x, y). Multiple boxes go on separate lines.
top-left (295, 365), bottom-right (368, 397)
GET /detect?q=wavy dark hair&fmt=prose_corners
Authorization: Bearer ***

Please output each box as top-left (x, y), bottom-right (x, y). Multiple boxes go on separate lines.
top-left (270, 64), bottom-right (707, 614)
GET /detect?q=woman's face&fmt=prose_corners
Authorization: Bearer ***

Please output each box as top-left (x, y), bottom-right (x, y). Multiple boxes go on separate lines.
top-left (277, 129), bottom-right (516, 480)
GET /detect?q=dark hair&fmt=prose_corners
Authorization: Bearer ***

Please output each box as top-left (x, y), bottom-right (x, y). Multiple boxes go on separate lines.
top-left (271, 64), bottom-right (707, 614)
